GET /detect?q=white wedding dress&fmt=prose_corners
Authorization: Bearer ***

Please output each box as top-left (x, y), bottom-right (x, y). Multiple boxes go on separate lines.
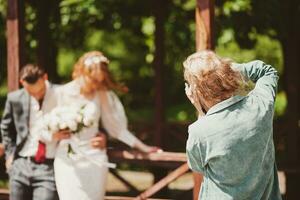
top-left (53, 79), bottom-right (139, 200)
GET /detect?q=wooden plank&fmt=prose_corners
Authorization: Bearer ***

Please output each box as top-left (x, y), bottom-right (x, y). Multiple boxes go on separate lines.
top-left (0, 190), bottom-right (170, 200)
top-left (105, 197), bottom-right (170, 200)
top-left (195, 0), bottom-right (214, 51)
top-left (108, 150), bottom-right (187, 168)
top-left (108, 150), bottom-right (187, 166)
top-left (108, 150), bottom-right (186, 162)
top-left (133, 163), bottom-right (190, 200)
top-left (193, 172), bottom-right (203, 200)
top-left (7, 0), bottom-right (20, 91)
top-left (0, 189), bottom-right (8, 194)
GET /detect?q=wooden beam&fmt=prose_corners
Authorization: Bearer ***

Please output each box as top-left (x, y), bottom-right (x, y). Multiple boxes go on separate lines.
top-left (105, 197), bottom-right (170, 200)
top-left (193, 172), bottom-right (203, 200)
top-left (18, 0), bottom-right (25, 67)
top-left (7, 0), bottom-right (21, 91)
top-left (194, 0), bottom-right (215, 198)
top-left (195, 0), bottom-right (214, 51)
top-left (108, 150), bottom-right (186, 162)
top-left (108, 150), bottom-right (187, 168)
top-left (0, 189), bottom-right (171, 200)
top-left (134, 163), bottom-right (190, 200)
top-left (153, 0), bottom-right (168, 147)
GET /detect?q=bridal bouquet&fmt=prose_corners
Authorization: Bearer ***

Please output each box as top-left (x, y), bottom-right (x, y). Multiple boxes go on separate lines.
top-left (42, 103), bottom-right (97, 154)
top-left (39, 103), bottom-right (116, 168)
top-left (43, 103), bottom-right (96, 134)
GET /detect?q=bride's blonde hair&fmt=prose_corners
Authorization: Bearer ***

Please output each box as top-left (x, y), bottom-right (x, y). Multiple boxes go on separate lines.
top-left (183, 50), bottom-right (250, 110)
top-left (72, 51), bottom-right (128, 96)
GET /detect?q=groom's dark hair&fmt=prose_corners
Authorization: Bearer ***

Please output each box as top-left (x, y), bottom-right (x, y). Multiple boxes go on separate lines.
top-left (20, 64), bottom-right (46, 84)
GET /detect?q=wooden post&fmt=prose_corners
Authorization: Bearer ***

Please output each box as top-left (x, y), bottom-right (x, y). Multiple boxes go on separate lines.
top-left (152, 0), bottom-right (169, 197)
top-left (153, 0), bottom-right (167, 147)
top-left (18, 0), bottom-right (26, 68)
top-left (194, 0), bottom-right (214, 199)
top-left (7, 0), bottom-right (21, 91)
top-left (195, 0), bottom-right (214, 51)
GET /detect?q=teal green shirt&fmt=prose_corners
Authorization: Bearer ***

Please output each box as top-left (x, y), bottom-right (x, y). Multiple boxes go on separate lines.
top-left (186, 60), bottom-right (282, 200)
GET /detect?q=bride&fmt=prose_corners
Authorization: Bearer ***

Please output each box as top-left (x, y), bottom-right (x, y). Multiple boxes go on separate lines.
top-left (53, 51), bottom-right (159, 200)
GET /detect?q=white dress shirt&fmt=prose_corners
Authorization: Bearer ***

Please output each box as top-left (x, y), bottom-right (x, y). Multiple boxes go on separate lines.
top-left (19, 81), bottom-right (58, 158)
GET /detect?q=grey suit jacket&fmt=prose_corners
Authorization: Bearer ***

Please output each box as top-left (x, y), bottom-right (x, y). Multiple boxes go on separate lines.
top-left (0, 83), bottom-right (57, 160)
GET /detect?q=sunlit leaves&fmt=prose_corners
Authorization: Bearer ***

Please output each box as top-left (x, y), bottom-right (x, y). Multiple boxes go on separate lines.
top-left (222, 0), bottom-right (251, 16)
top-left (142, 17), bottom-right (155, 36)
top-left (275, 91), bottom-right (287, 117)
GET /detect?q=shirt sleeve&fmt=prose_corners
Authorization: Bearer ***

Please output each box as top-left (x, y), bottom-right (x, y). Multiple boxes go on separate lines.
top-left (234, 60), bottom-right (279, 104)
top-left (0, 94), bottom-right (16, 160)
top-left (36, 126), bottom-right (53, 143)
top-left (186, 125), bottom-right (205, 174)
top-left (99, 91), bottom-right (138, 147)
top-left (186, 141), bottom-right (206, 173)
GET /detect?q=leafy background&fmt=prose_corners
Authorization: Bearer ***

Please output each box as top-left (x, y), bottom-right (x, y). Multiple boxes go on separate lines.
top-left (0, 0), bottom-right (287, 121)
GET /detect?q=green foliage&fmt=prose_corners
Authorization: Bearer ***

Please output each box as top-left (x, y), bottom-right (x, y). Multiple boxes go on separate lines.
top-left (0, 0), bottom-right (288, 122)
top-left (274, 92), bottom-right (287, 118)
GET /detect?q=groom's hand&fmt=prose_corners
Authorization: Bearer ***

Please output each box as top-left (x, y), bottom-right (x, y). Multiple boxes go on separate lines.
top-left (90, 133), bottom-right (106, 149)
top-left (52, 130), bottom-right (71, 141)
top-left (5, 155), bottom-right (13, 171)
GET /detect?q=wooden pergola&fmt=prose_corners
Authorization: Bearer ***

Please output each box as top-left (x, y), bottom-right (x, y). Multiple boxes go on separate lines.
top-left (6, 0), bottom-right (214, 199)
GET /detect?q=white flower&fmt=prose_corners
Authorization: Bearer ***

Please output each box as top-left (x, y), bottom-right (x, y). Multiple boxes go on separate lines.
top-left (67, 120), bottom-right (78, 132)
top-left (83, 116), bottom-right (93, 127)
top-left (75, 114), bottom-right (83, 123)
top-left (49, 116), bottom-right (60, 132)
top-left (59, 122), bottom-right (67, 130)
top-left (40, 103), bottom-right (96, 137)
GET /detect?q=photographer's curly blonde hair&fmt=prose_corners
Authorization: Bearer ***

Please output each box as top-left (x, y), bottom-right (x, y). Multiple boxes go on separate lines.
top-left (183, 50), bottom-right (249, 110)
top-left (72, 51), bottom-right (128, 96)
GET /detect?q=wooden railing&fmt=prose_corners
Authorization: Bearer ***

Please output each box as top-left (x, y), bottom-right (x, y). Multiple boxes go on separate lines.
top-left (0, 150), bottom-right (191, 200)
top-left (108, 150), bottom-right (192, 200)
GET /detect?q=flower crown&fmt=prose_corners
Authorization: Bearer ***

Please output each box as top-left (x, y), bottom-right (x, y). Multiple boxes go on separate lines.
top-left (83, 55), bottom-right (109, 68)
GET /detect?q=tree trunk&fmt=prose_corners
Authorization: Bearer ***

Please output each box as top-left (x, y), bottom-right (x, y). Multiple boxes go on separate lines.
top-left (36, 0), bottom-right (60, 82)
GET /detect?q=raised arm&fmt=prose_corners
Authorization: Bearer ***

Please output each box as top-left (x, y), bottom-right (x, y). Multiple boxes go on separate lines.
top-left (0, 95), bottom-right (16, 160)
top-left (234, 60), bottom-right (279, 104)
top-left (99, 91), bottom-right (158, 153)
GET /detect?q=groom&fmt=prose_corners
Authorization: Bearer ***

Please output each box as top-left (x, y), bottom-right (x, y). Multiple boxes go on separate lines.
top-left (1, 64), bottom-right (106, 200)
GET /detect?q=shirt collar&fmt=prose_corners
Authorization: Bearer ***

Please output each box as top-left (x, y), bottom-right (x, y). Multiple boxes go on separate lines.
top-left (30, 80), bottom-right (51, 109)
top-left (206, 95), bottom-right (247, 116)
top-left (44, 80), bottom-right (51, 99)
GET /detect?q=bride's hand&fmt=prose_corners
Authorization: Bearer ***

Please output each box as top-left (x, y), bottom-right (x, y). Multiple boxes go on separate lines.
top-left (134, 141), bottom-right (163, 153)
top-left (142, 145), bottom-right (163, 153)
top-left (90, 132), bottom-right (107, 149)
top-left (52, 130), bottom-right (71, 141)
